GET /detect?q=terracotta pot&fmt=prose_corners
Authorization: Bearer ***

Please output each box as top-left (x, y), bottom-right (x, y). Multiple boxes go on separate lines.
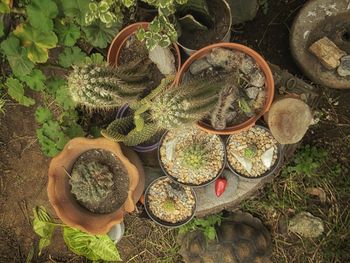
top-left (107, 22), bottom-right (181, 74)
top-left (175, 42), bottom-right (275, 135)
top-left (47, 137), bottom-right (145, 235)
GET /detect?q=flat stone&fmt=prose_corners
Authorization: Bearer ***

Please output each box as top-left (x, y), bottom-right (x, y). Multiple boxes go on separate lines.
top-left (337, 55), bottom-right (350, 77)
top-left (206, 48), bottom-right (238, 71)
top-left (249, 70), bottom-right (265, 87)
top-left (245, 87), bottom-right (259, 99)
top-left (189, 58), bottom-right (212, 75)
top-left (288, 212), bottom-right (324, 238)
top-left (148, 45), bottom-right (176, 75)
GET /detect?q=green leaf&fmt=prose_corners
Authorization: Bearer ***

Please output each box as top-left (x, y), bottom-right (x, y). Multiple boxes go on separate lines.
top-left (61, 0), bottom-right (90, 26)
top-left (26, 0), bottom-right (58, 32)
top-left (65, 123), bottom-right (84, 138)
top-left (0, 18), bottom-right (4, 37)
top-left (58, 46), bottom-right (86, 68)
top-left (82, 20), bottom-right (120, 48)
top-left (19, 69), bottom-right (46, 91)
top-left (45, 77), bottom-right (67, 96)
top-left (205, 227), bottom-right (216, 240)
top-left (35, 106), bottom-right (53, 124)
top-left (55, 21), bottom-right (80, 47)
top-left (0, 0), bottom-right (11, 14)
top-left (14, 23), bottom-right (58, 63)
top-left (85, 53), bottom-right (104, 65)
top-left (33, 206), bottom-right (56, 255)
top-left (36, 120), bottom-right (69, 157)
top-left (5, 77), bottom-right (35, 106)
top-left (63, 227), bottom-right (121, 261)
top-left (55, 85), bottom-right (76, 110)
top-left (0, 36), bottom-right (35, 77)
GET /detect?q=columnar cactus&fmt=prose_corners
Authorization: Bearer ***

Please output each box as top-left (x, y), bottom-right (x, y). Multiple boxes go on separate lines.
top-left (68, 61), bottom-right (151, 110)
top-left (150, 78), bottom-right (224, 129)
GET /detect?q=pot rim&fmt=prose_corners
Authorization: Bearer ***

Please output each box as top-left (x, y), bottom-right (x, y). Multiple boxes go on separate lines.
top-left (116, 104), bottom-right (161, 152)
top-left (107, 22), bottom-right (181, 74)
top-left (157, 129), bottom-right (227, 188)
top-left (47, 137), bottom-right (141, 234)
top-left (176, 0), bottom-right (233, 53)
top-left (226, 125), bottom-right (284, 180)
top-left (175, 42), bottom-right (275, 135)
top-left (144, 176), bottom-right (197, 228)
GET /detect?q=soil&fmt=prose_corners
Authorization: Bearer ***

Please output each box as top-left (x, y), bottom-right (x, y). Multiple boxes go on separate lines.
top-left (70, 149), bottom-right (129, 214)
top-left (178, 0), bottom-right (230, 50)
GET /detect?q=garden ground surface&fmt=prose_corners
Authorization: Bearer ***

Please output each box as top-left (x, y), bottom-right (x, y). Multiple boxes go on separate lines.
top-left (1, 0), bottom-right (350, 262)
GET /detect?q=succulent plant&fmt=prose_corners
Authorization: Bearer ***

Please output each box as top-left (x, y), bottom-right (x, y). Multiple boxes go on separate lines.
top-left (179, 144), bottom-right (211, 169)
top-left (162, 197), bottom-right (176, 212)
top-left (243, 145), bottom-right (258, 159)
top-left (150, 78), bottom-right (224, 130)
top-left (68, 60), bottom-right (151, 110)
top-left (210, 84), bottom-right (238, 130)
top-left (70, 161), bottom-right (114, 209)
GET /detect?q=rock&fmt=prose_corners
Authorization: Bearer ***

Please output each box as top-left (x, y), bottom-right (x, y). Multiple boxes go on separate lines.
top-left (249, 70), bottom-right (265, 87)
top-left (227, 0), bottom-right (259, 25)
top-left (240, 56), bottom-right (256, 74)
top-left (206, 48), bottom-right (238, 71)
top-left (288, 212), bottom-right (324, 238)
top-left (245, 87), bottom-right (259, 99)
top-left (261, 147), bottom-right (274, 169)
top-left (337, 55), bottom-right (350, 77)
top-left (189, 58), bottom-right (212, 75)
top-left (148, 45), bottom-right (176, 75)
top-left (233, 153), bottom-right (253, 174)
top-left (308, 37), bottom-right (346, 70)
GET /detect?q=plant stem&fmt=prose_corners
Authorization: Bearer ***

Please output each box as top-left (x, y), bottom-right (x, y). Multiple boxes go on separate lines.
top-left (11, 7), bottom-right (26, 15)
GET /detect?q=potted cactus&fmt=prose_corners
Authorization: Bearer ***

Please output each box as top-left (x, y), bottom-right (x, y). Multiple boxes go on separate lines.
top-left (159, 126), bottom-right (226, 186)
top-left (226, 125), bottom-right (282, 180)
top-left (47, 137), bottom-right (145, 234)
top-left (144, 177), bottom-right (197, 227)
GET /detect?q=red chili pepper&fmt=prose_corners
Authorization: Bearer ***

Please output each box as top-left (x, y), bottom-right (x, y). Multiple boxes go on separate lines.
top-left (215, 177), bottom-right (227, 197)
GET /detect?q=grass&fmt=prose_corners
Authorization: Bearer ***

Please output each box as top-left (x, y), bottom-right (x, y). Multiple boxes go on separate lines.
top-left (240, 145), bottom-right (350, 262)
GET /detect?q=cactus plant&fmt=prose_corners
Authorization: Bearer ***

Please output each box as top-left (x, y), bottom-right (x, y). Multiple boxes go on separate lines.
top-left (179, 144), bottom-right (211, 169)
top-left (69, 149), bottom-right (129, 213)
top-left (210, 84), bottom-right (238, 130)
top-left (68, 60), bottom-right (151, 110)
top-left (150, 78), bottom-right (225, 130)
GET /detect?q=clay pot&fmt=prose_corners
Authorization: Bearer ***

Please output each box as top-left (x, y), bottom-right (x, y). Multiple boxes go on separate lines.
top-left (107, 22), bottom-right (181, 73)
top-left (47, 137), bottom-right (145, 235)
top-left (175, 42), bottom-right (275, 135)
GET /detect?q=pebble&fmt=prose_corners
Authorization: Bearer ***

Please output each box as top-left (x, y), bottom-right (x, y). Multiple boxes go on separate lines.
top-left (245, 87), bottom-right (260, 99)
top-left (337, 55), bottom-right (350, 77)
top-left (249, 70), bottom-right (265, 87)
top-left (206, 48), bottom-right (241, 71)
top-left (189, 58), bottom-right (212, 75)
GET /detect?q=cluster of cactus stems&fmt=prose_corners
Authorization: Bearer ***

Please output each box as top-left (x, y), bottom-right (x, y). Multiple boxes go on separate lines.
top-left (70, 161), bottom-right (114, 211)
top-left (179, 144), bottom-right (211, 169)
top-left (68, 60), bottom-right (151, 110)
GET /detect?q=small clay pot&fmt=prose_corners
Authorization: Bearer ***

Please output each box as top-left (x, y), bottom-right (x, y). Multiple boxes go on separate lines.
top-left (144, 176), bottom-right (197, 228)
top-left (226, 125), bottom-right (283, 181)
top-left (47, 137), bottom-right (145, 235)
top-left (176, 42), bottom-right (275, 135)
top-left (107, 22), bottom-right (181, 74)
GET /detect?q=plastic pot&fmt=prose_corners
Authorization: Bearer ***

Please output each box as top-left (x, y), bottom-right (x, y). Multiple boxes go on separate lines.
top-left (226, 125), bottom-right (283, 181)
top-left (47, 137), bottom-right (145, 235)
top-left (144, 176), bottom-right (197, 228)
top-left (177, 0), bottom-right (233, 55)
top-left (158, 130), bottom-right (226, 188)
top-left (175, 42), bottom-right (275, 135)
top-left (107, 22), bottom-right (181, 74)
top-left (116, 104), bottom-right (161, 152)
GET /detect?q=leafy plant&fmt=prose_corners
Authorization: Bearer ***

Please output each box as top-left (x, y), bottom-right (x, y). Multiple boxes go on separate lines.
top-left (33, 206), bottom-right (121, 261)
top-left (179, 213), bottom-right (222, 241)
top-left (4, 77), bottom-right (35, 106)
top-left (58, 46), bottom-right (87, 68)
top-left (136, 15), bottom-right (177, 50)
top-left (142, 0), bottom-right (188, 16)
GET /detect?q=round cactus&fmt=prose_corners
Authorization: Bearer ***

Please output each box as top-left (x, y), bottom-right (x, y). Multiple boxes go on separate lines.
top-left (179, 144), bottom-right (211, 169)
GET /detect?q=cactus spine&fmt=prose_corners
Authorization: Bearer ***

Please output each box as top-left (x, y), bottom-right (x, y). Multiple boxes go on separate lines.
top-left (150, 78), bottom-right (224, 130)
top-left (68, 60), bottom-right (151, 110)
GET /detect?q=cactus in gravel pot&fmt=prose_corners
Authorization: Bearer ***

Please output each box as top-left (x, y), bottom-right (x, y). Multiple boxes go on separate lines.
top-left (68, 60), bottom-right (151, 110)
top-left (150, 78), bottom-right (224, 129)
top-left (179, 144), bottom-right (211, 169)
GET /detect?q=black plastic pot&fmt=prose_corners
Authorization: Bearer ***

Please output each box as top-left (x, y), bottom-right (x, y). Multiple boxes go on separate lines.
top-left (226, 125), bottom-right (283, 181)
top-left (144, 177), bottom-right (197, 228)
top-left (158, 130), bottom-right (227, 188)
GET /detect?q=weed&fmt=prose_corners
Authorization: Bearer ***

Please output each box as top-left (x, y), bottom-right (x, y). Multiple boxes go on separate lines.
top-left (259, 0), bottom-right (269, 15)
